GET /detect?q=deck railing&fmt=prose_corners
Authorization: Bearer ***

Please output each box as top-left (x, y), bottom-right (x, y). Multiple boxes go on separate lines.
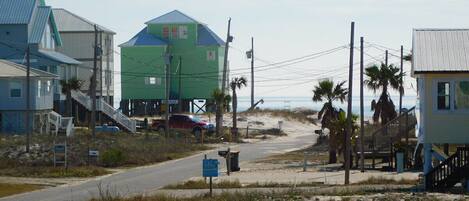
top-left (71, 90), bottom-right (136, 133)
top-left (426, 147), bottom-right (469, 190)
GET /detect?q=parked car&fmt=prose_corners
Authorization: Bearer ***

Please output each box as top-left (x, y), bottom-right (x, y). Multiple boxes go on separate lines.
top-left (151, 114), bottom-right (215, 136)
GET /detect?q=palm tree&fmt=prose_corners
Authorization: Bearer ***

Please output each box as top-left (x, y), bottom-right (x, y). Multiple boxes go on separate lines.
top-left (212, 89), bottom-right (228, 137)
top-left (230, 77), bottom-right (247, 141)
top-left (365, 63), bottom-right (404, 125)
top-left (329, 110), bottom-right (359, 167)
top-left (312, 80), bottom-right (348, 164)
top-left (60, 78), bottom-right (83, 117)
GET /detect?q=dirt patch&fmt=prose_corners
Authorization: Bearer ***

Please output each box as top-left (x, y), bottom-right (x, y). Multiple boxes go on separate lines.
top-left (0, 183), bottom-right (44, 198)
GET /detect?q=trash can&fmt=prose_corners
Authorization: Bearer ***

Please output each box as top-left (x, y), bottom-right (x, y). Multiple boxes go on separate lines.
top-left (230, 151), bottom-right (240, 172)
top-left (396, 152), bottom-right (404, 173)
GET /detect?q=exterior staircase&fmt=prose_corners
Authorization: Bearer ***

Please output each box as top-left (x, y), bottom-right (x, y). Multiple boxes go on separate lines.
top-left (71, 90), bottom-right (136, 133)
top-left (425, 147), bottom-right (469, 190)
top-left (48, 111), bottom-right (74, 137)
top-left (357, 107), bottom-right (418, 168)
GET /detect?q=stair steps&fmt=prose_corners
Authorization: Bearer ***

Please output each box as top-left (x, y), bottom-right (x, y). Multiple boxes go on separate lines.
top-left (426, 147), bottom-right (469, 190)
top-left (71, 90), bottom-right (136, 133)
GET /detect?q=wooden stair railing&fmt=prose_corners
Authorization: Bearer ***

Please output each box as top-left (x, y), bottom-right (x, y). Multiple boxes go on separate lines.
top-left (425, 147), bottom-right (469, 190)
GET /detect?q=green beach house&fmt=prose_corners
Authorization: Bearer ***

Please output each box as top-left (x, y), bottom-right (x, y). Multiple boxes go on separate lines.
top-left (119, 10), bottom-right (225, 116)
top-left (412, 29), bottom-right (469, 190)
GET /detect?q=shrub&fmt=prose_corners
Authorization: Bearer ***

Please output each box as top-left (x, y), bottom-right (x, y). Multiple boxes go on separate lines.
top-left (101, 148), bottom-right (125, 167)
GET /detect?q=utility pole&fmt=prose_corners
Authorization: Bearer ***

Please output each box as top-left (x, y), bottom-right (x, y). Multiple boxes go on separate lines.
top-left (385, 50), bottom-right (388, 66)
top-left (250, 37), bottom-right (254, 108)
top-left (106, 36), bottom-right (111, 104)
top-left (359, 37), bottom-right (365, 173)
top-left (164, 53), bottom-right (172, 138)
top-left (345, 21), bottom-right (355, 185)
top-left (178, 56), bottom-right (182, 113)
top-left (91, 25), bottom-right (99, 138)
top-left (221, 18), bottom-right (232, 93)
top-left (26, 45), bottom-right (31, 153)
top-left (399, 45), bottom-right (403, 114)
top-left (99, 31), bottom-right (103, 124)
top-left (217, 18), bottom-right (232, 136)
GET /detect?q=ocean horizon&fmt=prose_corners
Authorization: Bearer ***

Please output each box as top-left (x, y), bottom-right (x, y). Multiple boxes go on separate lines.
top-left (235, 95), bottom-right (417, 118)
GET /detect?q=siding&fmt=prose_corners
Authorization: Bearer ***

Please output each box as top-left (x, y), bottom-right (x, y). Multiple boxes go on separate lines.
top-left (423, 73), bottom-right (469, 144)
top-left (0, 77), bottom-right (53, 111)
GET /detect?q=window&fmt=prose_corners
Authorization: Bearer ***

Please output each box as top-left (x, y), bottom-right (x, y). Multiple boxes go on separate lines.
top-left (455, 81), bottom-right (469, 110)
top-left (162, 26), bottom-right (169, 38)
top-left (9, 81), bottom-right (22, 98)
top-left (46, 80), bottom-right (51, 93)
top-left (37, 80), bottom-right (41, 97)
top-left (171, 26), bottom-right (178, 39)
top-left (207, 50), bottom-right (216, 61)
top-left (437, 82), bottom-right (451, 110)
top-left (145, 77), bottom-right (161, 85)
top-left (178, 26), bottom-right (188, 39)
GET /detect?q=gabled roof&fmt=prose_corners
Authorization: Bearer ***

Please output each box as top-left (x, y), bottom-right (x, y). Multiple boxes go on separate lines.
top-left (145, 10), bottom-right (199, 24)
top-left (38, 49), bottom-right (81, 65)
top-left (197, 24), bottom-right (224, 46)
top-left (0, 0), bottom-right (36, 24)
top-left (413, 29), bottom-right (469, 73)
top-left (0, 59), bottom-right (57, 78)
top-left (52, 8), bottom-right (115, 34)
top-left (29, 6), bottom-right (51, 44)
top-left (120, 27), bottom-right (168, 47)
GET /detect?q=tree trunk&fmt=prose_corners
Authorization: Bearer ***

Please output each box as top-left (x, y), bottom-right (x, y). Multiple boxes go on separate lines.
top-left (232, 89), bottom-right (237, 141)
top-left (329, 133), bottom-right (337, 164)
top-left (215, 102), bottom-right (223, 137)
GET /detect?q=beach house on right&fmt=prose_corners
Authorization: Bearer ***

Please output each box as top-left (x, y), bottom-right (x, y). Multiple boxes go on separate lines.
top-left (412, 29), bottom-right (469, 191)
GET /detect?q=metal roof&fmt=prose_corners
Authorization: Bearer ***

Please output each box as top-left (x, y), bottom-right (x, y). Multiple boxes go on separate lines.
top-left (52, 8), bottom-right (115, 34)
top-left (413, 29), bottom-right (469, 73)
top-left (29, 6), bottom-right (51, 44)
top-left (145, 10), bottom-right (199, 24)
top-left (38, 49), bottom-right (81, 65)
top-left (197, 24), bottom-right (224, 46)
top-left (119, 27), bottom-right (168, 47)
top-left (0, 0), bottom-right (36, 24)
top-left (0, 59), bottom-right (57, 78)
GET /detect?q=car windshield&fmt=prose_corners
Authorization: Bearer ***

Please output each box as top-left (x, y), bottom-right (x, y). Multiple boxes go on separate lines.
top-left (191, 116), bottom-right (203, 123)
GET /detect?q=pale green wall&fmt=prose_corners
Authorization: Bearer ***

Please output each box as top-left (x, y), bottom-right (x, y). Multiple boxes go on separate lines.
top-left (121, 46), bottom-right (167, 99)
top-left (421, 73), bottom-right (469, 144)
top-left (147, 23), bottom-right (223, 99)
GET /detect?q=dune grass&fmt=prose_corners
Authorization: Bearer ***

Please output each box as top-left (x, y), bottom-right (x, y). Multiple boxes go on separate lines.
top-left (354, 176), bottom-right (419, 185)
top-left (0, 183), bottom-right (44, 198)
top-left (0, 166), bottom-right (110, 178)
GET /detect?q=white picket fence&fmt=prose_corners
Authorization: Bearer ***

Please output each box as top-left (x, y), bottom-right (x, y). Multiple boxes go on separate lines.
top-left (71, 90), bottom-right (136, 133)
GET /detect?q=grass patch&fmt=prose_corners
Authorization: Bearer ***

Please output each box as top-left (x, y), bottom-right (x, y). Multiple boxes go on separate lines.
top-left (164, 179), bottom-right (324, 190)
top-left (257, 143), bottom-right (328, 165)
top-left (355, 176), bottom-right (419, 185)
top-left (0, 130), bottom-right (210, 178)
top-left (0, 183), bottom-right (44, 198)
top-left (163, 180), bottom-right (242, 189)
top-left (242, 108), bottom-right (317, 123)
top-left (0, 166), bottom-right (110, 178)
top-left (89, 186), bottom-right (432, 201)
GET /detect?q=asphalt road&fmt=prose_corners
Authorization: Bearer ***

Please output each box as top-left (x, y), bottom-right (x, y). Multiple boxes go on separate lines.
top-left (1, 133), bottom-right (316, 201)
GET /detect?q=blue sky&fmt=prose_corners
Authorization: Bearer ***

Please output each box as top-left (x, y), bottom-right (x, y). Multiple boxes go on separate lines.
top-left (47, 0), bottom-right (469, 100)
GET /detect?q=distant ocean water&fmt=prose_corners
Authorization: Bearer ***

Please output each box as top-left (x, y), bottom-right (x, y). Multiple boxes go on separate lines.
top-left (236, 95), bottom-right (417, 118)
